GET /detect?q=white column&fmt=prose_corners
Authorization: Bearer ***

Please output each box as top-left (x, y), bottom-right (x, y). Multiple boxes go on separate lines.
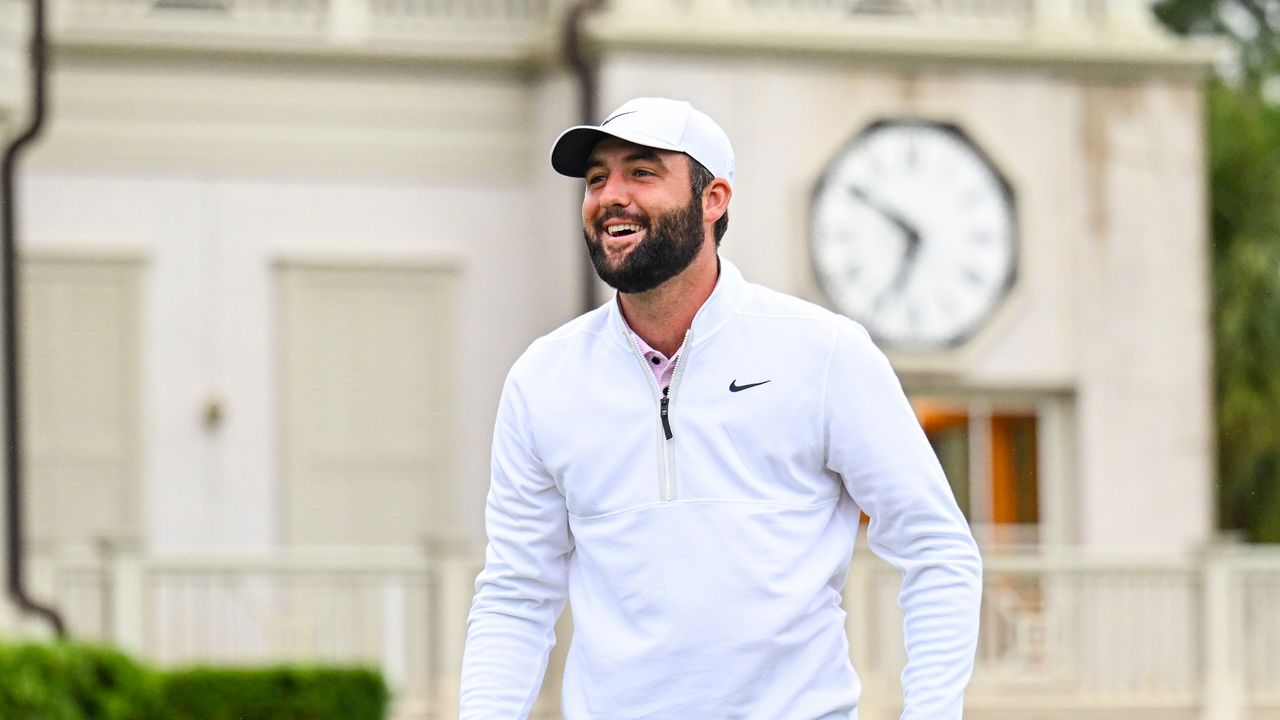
top-left (692, 0), bottom-right (735, 18)
top-left (1032, 0), bottom-right (1076, 29)
top-left (844, 558), bottom-right (891, 720)
top-left (109, 550), bottom-right (146, 655)
top-left (379, 574), bottom-right (409, 695)
top-left (1201, 549), bottom-right (1245, 720)
top-left (612, 0), bottom-right (677, 21)
top-left (1037, 396), bottom-right (1077, 547)
top-left (327, 0), bottom-right (372, 46)
top-left (967, 400), bottom-right (993, 543)
top-left (0, 0), bottom-right (28, 128)
top-left (436, 553), bottom-right (476, 720)
top-left (1109, 0), bottom-right (1162, 36)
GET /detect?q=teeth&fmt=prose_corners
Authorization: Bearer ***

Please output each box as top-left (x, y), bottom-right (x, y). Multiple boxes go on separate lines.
top-left (607, 224), bottom-right (642, 237)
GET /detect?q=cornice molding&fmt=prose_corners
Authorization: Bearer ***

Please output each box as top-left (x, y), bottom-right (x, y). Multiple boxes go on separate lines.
top-left (30, 0), bottom-right (1222, 78)
top-left (583, 6), bottom-right (1221, 79)
top-left (51, 27), bottom-right (562, 72)
top-left (47, 0), bottom-right (564, 70)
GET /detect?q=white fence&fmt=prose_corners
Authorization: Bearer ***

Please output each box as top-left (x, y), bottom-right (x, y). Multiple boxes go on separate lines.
top-left (3, 544), bottom-right (1280, 719)
top-left (711, 0), bottom-right (1132, 31)
top-left (31, 0), bottom-right (1168, 55)
top-left (44, 0), bottom-right (565, 56)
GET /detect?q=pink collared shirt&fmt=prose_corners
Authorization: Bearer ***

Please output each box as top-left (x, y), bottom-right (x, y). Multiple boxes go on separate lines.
top-left (628, 327), bottom-right (681, 391)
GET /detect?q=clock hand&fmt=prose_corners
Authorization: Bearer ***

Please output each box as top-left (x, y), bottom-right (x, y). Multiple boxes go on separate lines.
top-left (850, 186), bottom-right (920, 243)
top-left (850, 186), bottom-right (922, 303)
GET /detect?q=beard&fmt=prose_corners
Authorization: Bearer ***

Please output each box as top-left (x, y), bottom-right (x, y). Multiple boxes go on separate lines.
top-left (583, 193), bottom-right (705, 294)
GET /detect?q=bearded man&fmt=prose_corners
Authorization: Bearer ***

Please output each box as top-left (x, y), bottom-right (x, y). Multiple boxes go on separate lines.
top-left (460, 97), bottom-right (982, 720)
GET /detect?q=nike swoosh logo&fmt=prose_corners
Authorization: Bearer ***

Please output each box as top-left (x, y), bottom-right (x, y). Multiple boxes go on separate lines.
top-left (601, 110), bottom-right (638, 126)
top-left (729, 379), bottom-right (771, 393)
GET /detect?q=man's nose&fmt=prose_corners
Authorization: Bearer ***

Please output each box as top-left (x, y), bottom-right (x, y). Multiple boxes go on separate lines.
top-left (596, 173), bottom-right (631, 208)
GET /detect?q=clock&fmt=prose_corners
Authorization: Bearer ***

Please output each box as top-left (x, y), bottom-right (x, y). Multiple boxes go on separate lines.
top-left (809, 119), bottom-right (1017, 351)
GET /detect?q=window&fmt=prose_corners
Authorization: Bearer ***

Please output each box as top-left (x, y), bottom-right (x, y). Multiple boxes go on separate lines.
top-left (914, 398), bottom-right (1041, 547)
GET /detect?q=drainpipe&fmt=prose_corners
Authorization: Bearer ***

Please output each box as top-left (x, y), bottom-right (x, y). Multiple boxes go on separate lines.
top-left (562, 0), bottom-right (605, 315)
top-left (2, 0), bottom-right (68, 638)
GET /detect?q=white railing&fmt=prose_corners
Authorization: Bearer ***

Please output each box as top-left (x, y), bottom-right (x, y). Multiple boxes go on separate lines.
top-left (368, 0), bottom-right (553, 31)
top-left (10, 546), bottom-right (496, 720)
top-left (47, 0), bottom-right (563, 55)
top-left (4, 544), bottom-right (1279, 720)
top-left (851, 548), bottom-right (1280, 718)
top-left (38, 0), bottom-right (1173, 57)
top-left (732, 0), bottom-right (1034, 26)
top-left (614, 0), bottom-right (1163, 36)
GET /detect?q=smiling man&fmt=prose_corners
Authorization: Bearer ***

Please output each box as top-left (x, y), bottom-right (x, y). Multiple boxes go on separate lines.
top-left (584, 141), bottom-right (713, 295)
top-left (460, 97), bottom-right (982, 719)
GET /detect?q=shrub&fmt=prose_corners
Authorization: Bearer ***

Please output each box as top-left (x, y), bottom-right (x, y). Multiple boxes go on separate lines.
top-left (0, 642), bottom-right (390, 720)
top-left (0, 642), bottom-right (162, 720)
top-left (159, 665), bottom-right (389, 720)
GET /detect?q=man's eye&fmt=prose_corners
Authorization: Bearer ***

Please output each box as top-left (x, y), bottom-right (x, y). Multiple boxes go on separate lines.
top-left (587, 173), bottom-right (607, 185)
top-left (634, 168), bottom-right (654, 177)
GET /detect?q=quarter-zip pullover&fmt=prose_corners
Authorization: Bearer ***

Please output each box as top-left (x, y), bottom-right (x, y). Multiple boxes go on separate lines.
top-left (461, 258), bottom-right (982, 719)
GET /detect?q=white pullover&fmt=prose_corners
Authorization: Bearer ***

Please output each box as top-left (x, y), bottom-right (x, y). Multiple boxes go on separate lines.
top-left (461, 258), bottom-right (982, 719)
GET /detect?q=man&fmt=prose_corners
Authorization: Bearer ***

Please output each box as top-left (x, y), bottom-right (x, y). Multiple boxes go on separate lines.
top-left (460, 97), bottom-right (982, 719)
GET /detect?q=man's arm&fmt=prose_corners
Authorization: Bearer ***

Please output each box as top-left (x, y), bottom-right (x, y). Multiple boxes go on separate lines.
top-left (823, 321), bottom-right (983, 719)
top-left (460, 368), bottom-right (572, 718)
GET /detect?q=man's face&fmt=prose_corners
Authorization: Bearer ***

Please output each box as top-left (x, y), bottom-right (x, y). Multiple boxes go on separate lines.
top-left (581, 138), bottom-right (705, 294)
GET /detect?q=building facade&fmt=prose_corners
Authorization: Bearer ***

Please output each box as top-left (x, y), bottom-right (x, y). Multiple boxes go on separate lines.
top-left (4, 1), bottom-right (1260, 718)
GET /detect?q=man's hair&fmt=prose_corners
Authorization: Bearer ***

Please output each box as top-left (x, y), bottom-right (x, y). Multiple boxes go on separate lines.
top-left (689, 158), bottom-right (729, 246)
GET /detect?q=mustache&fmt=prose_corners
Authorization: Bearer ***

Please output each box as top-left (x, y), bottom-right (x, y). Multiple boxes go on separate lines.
top-left (593, 211), bottom-right (650, 234)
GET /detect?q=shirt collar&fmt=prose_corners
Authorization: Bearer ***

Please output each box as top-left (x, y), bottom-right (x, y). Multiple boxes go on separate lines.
top-left (628, 323), bottom-right (666, 359)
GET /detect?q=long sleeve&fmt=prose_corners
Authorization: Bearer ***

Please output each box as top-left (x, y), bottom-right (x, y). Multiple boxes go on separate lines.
top-left (823, 321), bottom-right (983, 719)
top-left (459, 368), bottom-right (573, 719)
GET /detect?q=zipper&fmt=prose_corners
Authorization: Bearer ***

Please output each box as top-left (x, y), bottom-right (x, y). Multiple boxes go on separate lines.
top-left (659, 341), bottom-right (687, 501)
top-left (659, 389), bottom-right (673, 439)
top-left (627, 328), bottom-right (691, 502)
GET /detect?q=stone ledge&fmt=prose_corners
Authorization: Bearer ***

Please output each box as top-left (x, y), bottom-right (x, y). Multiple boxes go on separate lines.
top-left (584, 9), bottom-right (1221, 79)
top-left (34, 0), bottom-right (1223, 77)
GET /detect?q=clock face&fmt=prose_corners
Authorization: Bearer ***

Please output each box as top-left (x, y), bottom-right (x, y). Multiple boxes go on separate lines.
top-left (810, 119), bottom-right (1017, 351)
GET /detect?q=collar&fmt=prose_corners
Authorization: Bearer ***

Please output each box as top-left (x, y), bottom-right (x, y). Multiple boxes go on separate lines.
top-left (628, 324), bottom-right (669, 360)
top-left (607, 255), bottom-right (747, 352)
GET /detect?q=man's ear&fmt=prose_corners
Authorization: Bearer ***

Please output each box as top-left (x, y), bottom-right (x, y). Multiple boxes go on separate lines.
top-left (702, 177), bottom-right (732, 223)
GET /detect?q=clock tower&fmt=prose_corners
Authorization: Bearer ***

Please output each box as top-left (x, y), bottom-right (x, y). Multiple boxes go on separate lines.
top-left (583, 0), bottom-right (1217, 553)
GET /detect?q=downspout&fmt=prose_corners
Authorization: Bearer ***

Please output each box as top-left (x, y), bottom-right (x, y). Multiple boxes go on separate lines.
top-left (562, 0), bottom-right (605, 315)
top-left (2, 0), bottom-right (67, 638)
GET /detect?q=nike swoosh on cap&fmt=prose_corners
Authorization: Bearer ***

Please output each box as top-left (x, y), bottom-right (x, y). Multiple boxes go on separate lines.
top-left (601, 110), bottom-right (639, 126)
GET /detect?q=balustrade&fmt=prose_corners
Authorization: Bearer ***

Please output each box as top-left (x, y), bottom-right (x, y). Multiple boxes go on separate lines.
top-left (26, 0), bottom-right (1171, 58)
top-left (5, 544), bottom-right (1277, 720)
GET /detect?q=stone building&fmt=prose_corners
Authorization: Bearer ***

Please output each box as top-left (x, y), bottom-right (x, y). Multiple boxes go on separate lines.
top-left (4, 2), bottom-right (1262, 719)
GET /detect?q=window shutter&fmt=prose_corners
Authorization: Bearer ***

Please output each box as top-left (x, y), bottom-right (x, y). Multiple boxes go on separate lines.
top-left (20, 258), bottom-right (142, 551)
top-left (279, 264), bottom-right (453, 546)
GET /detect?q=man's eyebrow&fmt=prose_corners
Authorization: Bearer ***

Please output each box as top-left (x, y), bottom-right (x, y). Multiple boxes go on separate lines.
top-left (623, 148), bottom-right (666, 166)
top-left (584, 147), bottom-right (669, 173)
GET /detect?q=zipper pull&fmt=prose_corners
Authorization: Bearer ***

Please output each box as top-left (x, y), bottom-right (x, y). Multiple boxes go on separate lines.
top-left (659, 387), bottom-right (673, 440)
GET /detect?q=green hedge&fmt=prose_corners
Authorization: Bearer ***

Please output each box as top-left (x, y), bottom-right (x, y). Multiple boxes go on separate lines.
top-left (161, 666), bottom-right (389, 720)
top-left (0, 642), bottom-right (161, 720)
top-left (0, 642), bottom-right (389, 720)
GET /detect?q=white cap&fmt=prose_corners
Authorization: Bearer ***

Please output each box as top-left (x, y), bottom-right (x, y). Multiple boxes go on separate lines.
top-left (550, 97), bottom-right (735, 186)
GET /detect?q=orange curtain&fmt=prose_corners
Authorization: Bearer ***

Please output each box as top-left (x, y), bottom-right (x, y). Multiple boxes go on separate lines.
top-left (990, 415), bottom-right (1038, 525)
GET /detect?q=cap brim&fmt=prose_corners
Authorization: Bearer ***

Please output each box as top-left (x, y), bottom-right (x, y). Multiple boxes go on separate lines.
top-left (549, 126), bottom-right (685, 179)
